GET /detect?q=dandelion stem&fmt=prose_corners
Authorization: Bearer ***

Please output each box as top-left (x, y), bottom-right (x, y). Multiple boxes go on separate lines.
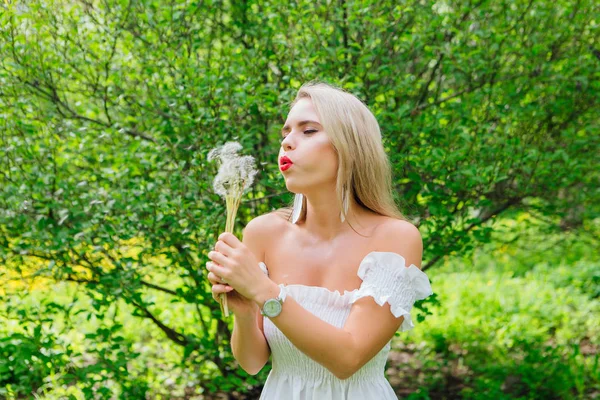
top-left (209, 143), bottom-right (258, 319)
top-left (220, 184), bottom-right (244, 316)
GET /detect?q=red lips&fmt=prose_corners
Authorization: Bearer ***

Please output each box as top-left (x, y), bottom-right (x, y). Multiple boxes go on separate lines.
top-left (279, 155), bottom-right (293, 172)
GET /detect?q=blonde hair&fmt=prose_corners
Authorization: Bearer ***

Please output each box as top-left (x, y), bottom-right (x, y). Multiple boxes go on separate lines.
top-left (273, 80), bottom-right (410, 233)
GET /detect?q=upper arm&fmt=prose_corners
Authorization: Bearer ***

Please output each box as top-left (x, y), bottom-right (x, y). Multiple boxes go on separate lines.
top-left (241, 213), bottom-right (282, 339)
top-left (242, 215), bottom-right (267, 264)
top-left (242, 211), bottom-right (286, 262)
top-left (341, 221), bottom-right (423, 378)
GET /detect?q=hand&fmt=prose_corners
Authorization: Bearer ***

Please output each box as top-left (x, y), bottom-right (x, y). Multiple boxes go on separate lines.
top-left (206, 263), bottom-right (256, 315)
top-left (206, 232), bottom-right (273, 304)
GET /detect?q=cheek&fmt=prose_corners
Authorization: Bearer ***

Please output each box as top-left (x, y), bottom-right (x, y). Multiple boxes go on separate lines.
top-left (315, 143), bottom-right (338, 175)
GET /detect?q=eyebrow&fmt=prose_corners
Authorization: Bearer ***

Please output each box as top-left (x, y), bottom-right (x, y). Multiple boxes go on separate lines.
top-left (281, 120), bottom-right (322, 135)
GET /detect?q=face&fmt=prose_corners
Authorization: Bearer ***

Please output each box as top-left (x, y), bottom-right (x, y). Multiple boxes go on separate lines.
top-left (279, 98), bottom-right (338, 193)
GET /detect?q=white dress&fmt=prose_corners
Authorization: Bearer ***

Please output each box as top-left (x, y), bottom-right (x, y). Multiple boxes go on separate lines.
top-left (257, 251), bottom-right (434, 400)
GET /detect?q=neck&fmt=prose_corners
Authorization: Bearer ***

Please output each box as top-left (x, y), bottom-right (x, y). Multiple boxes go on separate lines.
top-left (299, 190), bottom-right (363, 241)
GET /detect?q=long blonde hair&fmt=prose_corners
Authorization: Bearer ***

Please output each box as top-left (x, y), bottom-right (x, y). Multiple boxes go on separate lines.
top-left (274, 81), bottom-right (409, 233)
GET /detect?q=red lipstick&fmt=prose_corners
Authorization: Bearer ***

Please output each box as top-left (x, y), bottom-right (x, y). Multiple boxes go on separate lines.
top-left (279, 155), bottom-right (293, 172)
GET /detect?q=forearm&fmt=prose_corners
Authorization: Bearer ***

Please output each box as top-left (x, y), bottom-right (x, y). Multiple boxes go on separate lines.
top-left (231, 306), bottom-right (270, 375)
top-left (253, 283), bottom-right (356, 379)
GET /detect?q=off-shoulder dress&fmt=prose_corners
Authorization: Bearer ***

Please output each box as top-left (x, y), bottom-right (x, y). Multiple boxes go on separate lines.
top-left (257, 251), bottom-right (434, 400)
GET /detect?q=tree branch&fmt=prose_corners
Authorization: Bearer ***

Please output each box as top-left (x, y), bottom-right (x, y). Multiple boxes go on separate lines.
top-left (422, 197), bottom-right (522, 271)
top-left (130, 298), bottom-right (190, 347)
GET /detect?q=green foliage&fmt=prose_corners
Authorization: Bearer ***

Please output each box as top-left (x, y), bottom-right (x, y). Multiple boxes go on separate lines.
top-left (0, 0), bottom-right (598, 397)
top-left (0, 329), bottom-right (70, 394)
top-left (397, 222), bottom-right (599, 399)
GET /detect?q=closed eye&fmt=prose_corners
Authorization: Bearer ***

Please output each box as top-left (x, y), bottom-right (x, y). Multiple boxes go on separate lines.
top-left (281, 130), bottom-right (317, 141)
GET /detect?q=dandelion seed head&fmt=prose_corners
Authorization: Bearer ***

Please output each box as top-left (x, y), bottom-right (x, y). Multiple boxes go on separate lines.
top-left (213, 163), bottom-right (236, 196)
top-left (207, 147), bottom-right (221, 163)
top-left (209, 142), bottom-right (258, 198)
top-left (220, 142), bottom-right (243, 157)
top-left (238, 155), bottom-right (258, 191)
top-left (208, 141), bottom-right (244, 164)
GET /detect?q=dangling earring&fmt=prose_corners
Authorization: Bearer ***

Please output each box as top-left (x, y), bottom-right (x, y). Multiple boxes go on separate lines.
top-left (340, 185), bottom-right (350, 223)
top-left (292, 193), bottom-right (304, 224)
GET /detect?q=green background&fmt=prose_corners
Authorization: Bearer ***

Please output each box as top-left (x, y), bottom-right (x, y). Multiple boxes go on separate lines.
top-left (0, 0), bottom-right (598, 398)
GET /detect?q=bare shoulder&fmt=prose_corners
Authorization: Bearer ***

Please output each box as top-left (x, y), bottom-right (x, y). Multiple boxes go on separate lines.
top-left (375, 217), bottom-right (421, 239)
top-left (242, 211), bottom-right (288, 237)
top-left (373, 218), bottom-right (423, 269)
top-left (242, 212), bottom-right (288, 260)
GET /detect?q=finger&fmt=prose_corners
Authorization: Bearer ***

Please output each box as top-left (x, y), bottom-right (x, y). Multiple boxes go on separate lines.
top-left (208, 251), bottom-right (229, 269)
top-left (209, 272), bottom-right (229, 285)
top-left (212, 284), bottom-right (233, 293)
top-left (214, 240), bottom-right (234, 257)
top-left (206, 263), bottom-right (230, 286)
top-left (218, 232), bottom-right (241, 248)
top-left (207, 271), bottom-right (223, 284)
top-left (205, 262), bottom-right (218, 279)
top-left (206, 257), bottom-right (230, 282)
top-left (205, 261), bottom-right (223, 274)
top-left (211, 284), bottom-right (234, 300)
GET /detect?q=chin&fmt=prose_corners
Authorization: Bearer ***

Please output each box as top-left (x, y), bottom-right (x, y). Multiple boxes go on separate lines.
top-left (284, 180), bottom-right (304, 194)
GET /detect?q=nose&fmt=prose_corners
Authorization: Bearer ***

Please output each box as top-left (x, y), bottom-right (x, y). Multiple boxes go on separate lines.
top-left (281, 134), bottom-right (294, 152)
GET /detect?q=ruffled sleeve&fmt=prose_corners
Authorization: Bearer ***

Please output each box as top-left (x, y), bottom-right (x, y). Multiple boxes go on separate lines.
top-left (349, 251), bottom-right (433, 331)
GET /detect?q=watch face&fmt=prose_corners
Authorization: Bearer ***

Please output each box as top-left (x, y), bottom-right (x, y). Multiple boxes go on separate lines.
top-left (264, 299), bottom-right (282, 317)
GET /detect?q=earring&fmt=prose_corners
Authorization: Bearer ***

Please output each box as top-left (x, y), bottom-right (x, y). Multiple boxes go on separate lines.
top-left (340, 185), bottom-right (350, 223)
top-left (292, 193), bottom-right (304, 224)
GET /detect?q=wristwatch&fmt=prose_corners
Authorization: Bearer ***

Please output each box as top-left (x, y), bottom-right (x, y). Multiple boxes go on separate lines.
top-left (260, 284), bottom-right (287, 318)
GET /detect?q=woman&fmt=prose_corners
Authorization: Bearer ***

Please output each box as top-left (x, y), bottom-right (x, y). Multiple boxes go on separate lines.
top-left (206, 81), bottom-right (433, 399)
